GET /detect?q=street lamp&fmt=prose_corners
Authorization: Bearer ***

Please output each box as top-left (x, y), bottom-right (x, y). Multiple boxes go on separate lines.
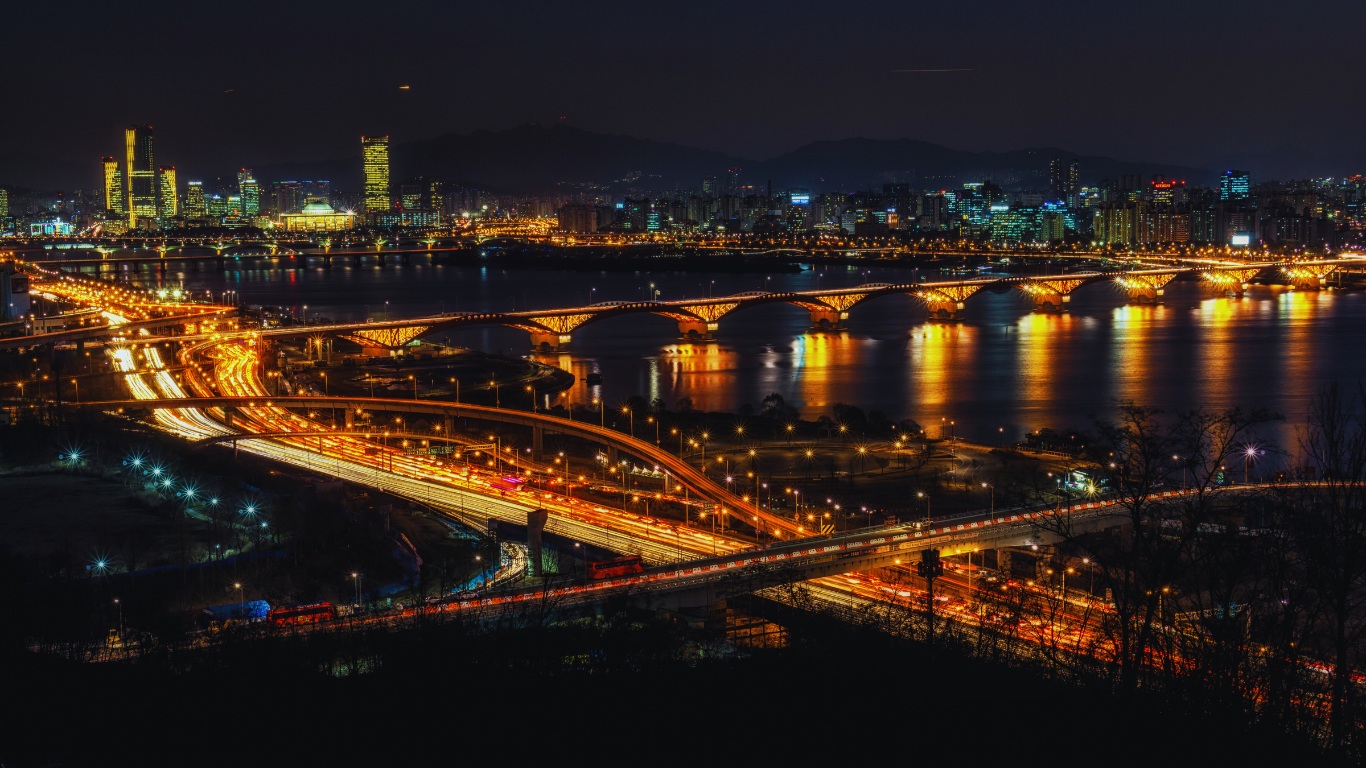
top-left (450, 376), bottom-right (459, 403)
top-left (592, 397), bottom-right (604, 427)
top-left (981, 482), bottom-right (994, 523)
top-left (526, 384), bottom-right (537, 412)
top-left (409, 374), bottom-right (417, 399)
top-left (234, 582), bottom-right (244, 608)
top-left (489, 377), bottom-right (500, 408)
top-left (351, 571), bottom-right (362, 607)
top-left (71, 378), bottom-right (79, 404)
top-left (113, 598), bottom-right (123, 639)
top-left (622, 406), bottom-right (633, 436)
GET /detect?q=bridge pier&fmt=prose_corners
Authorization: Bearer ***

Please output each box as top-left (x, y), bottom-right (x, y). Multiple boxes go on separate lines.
top-left (322, 254), bottom-right (332, 270)
top-left (530, 331), bottom-right (570, 352)
top-left (1289, 275), bottom-right (1326, 291)
top-left (1033, 296), bottom-right (1067, 313)
top-left (808, 308), bottom-right (844, 331)
top-left (532, 426), bottom-right (544, 461)
top-left (1125, 288), bottom-right (1162, 304)
top-left (677, 319), bottom-right (715, 343)
top-left (400, 252), bottom-right (410, 266)
top-left (377, 253), bottom-right (387, 266)
top-left (214, 257), bottom-right (225, 270)
top-left (925, 301), bottom-right (963, 321)
top-left (352, 254), bottom-right (362, 268)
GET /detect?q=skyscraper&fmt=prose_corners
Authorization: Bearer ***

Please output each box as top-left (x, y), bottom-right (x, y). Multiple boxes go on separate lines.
top-left (185, 181), bottom-right (207, 219)
top-left (158, 167), bottom-right (178, 218)
top-left (361, 135), bottom-right (390, 213)
top-left (125, 125), bottom-right (157, 227)
top-left (102, 156), bottom-right (125, 217)
top-left (1219, 170), bottom-right (1250, 201)
top-left (241, 177), bottom-right (260, 217)
top-left (1049, 157), bottom-right (1080, 207)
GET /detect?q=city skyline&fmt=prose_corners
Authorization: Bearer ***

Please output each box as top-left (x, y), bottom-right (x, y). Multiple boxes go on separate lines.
top-left (3, 0), bottom-right (1365, 190)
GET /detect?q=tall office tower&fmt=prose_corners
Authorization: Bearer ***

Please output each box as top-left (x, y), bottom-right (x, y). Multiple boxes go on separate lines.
top-left (102, 156), bottom-right (126, 216)
top-left (361, 135), bottom-right (390, 212)
top-left (158, 167), bottom-right (178, 218)
top-left (1219, 169), bottom-right (1251, 201)
top-left (0, 187), bottom-right (8, 220)
top-left (1049, 157), bottom-right (1080, 207)
top-left (185, 181), bottom-right (207, 218)
top-left (238, 168), bottom-right (252, 193)
top-left (125, 124), bottom-right (157, 227)
top-left (399, 176), bottom-right (427, 210)
top-left (241, 177), bottom-right (260, 216)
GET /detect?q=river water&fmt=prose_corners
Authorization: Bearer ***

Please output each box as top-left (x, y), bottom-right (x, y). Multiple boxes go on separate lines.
top-left (97, 258), bottom-right (1366, 459)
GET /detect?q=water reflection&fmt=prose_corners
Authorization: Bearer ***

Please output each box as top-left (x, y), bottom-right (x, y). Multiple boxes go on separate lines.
top-left (107, 260), bottom-right (1366, 450)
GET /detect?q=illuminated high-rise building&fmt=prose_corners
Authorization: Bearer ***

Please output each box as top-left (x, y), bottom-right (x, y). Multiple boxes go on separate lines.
top-left (158, 167), bottom-right (178, 218)
top-left (102, 156), bottom-right (125, 217)
top-left (125, 125), bottom-right (158, 227)
top-left (185, 181), bottom-right (207, 218)
top-left (361, 135), bottom-right (390, 212)
top-left (1049, 157), bottom-right (1080, 208)
top-left (241, 177), bottom-right (260, 216)
top-left (1219, 169), bottom-right (1250, 201)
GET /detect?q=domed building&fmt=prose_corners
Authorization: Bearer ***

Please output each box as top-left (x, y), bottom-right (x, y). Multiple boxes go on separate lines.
top-left (277, 199), bottom-right (356, 232)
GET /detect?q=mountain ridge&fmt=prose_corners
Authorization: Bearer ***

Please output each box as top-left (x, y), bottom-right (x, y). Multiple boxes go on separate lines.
top-left (252, 123), bottom-right (1217, 196)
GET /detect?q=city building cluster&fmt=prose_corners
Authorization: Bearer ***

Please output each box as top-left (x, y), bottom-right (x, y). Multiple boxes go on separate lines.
top-left (556, 162), bottom-right (1365, 251)
top-left (0, 128), bottom-right (1362, 253)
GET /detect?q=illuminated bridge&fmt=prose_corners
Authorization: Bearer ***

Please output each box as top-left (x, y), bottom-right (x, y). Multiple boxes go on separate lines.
top-left (242, 259), bottom-right (1352, 352)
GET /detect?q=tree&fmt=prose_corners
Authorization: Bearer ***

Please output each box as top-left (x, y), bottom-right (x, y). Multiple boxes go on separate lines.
top-left (1282, 382), bottom-right (1366, 756)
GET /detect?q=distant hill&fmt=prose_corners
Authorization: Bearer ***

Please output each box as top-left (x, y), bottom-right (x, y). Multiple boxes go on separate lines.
top-left (249, 124), bottom-right (1220, 195)
top-left (750, 138), bottom-right (1214, 192)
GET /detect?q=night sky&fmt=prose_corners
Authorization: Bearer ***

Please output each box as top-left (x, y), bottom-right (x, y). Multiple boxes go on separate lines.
top-left (6, 0), bottom-right (1364, 189)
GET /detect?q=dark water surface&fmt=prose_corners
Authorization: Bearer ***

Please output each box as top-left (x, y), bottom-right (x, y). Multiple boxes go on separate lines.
top-left (102, 259), bottom-right (1366, 460)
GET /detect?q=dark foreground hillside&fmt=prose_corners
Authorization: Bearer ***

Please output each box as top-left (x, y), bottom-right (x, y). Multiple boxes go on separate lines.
top-left (1, 606), bottom-right (1339, 768)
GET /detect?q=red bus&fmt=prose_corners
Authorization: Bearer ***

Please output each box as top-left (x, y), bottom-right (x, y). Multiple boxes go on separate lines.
top-left (268, 601), bottom-right (337, 626)
top-left (587, 554), bottom-right (645, 580)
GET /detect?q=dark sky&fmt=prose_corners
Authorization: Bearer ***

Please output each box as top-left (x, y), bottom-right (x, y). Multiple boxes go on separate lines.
top-left (5, 0), bottom-right (1364, 189)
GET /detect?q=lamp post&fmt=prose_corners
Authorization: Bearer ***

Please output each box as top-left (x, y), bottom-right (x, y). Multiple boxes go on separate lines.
top-left (982, 482), bottom-right (994, 523)
top-left (622, 406), bottom-right (633, 437)
top-left (234, 581), bottom-right (244, 609)
top-left (71, 378), bottom-right (79, 405)
top-left (351, 571), bottom-right (362, 608)
top-left (450, 376), bottom-right (459, 404)
top-left (114, 598), bottom-right (123, 639)
top-left (489, 377), bottom-right (500, 408)
top-left (409, 374), bottom-right (417, 399)
top-left (917, 491), bottom-right (931, 524)
top-left (592, 397), bottom-right (604, 427)
top-left (526, 384), bottom-right (537, 412)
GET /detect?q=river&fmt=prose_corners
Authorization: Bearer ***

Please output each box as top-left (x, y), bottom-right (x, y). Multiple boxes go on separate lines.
top-left (91, 258), bottom-right (1366, 461)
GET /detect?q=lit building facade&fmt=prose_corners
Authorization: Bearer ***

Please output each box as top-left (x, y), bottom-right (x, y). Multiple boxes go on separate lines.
top-left (158, 167), bottom-right (178, 218)
top-left (277, 200), bottom-right (356, 232)
top-left (185, 181), bottom-right (207, 218)
top-left (102, 156), bottom-right (125, 217)
top-left (1219, 170), bottom-right (1250, 202)
top-left (125, 124), bottom-right (157, 227)
top-left (361, 135), bottom-right (390, 212)
top-left (241, 177), bottom-right (260, 216)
